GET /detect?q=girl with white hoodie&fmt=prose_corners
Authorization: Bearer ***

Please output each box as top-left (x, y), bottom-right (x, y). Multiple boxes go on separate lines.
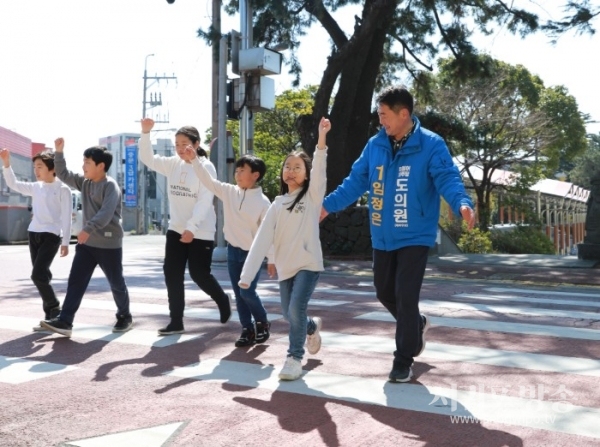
top-left (239, 117), bottom-right (331, 381)
top-left (139, 118), bottom-right (231, 335)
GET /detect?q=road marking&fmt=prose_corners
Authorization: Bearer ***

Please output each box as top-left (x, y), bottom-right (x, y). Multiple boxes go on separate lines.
top-left (294, 332), bottom-right (600, 377)
top-left (165, 358), bottom-right (600, 439)
top-left (0, 355), bottom-right (77, 384)
top-left (420, 299), bottom-right (600, 320)
top-left (355, 312), bottom-right (600, 341)
top-left (64, 422), bottom-right (185, 447)
top-left (486, 287), bottom-right (600, 298)
top-left (455, 293), bottom-right (600, 308)
top-left (256, 282), bottom-right (374, 297)
top-left (78, 299), bottom-right (284, 321)
top-left (260, 296), bottom-right (352, 307)
top-left (0, 316), bottom-right (202, 347)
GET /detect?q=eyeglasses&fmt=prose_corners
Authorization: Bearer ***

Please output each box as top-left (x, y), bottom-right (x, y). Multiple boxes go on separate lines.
top-left (283, 166), bottom-right (304, 173)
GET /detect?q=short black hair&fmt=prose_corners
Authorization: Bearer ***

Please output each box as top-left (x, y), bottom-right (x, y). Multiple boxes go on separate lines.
top-left (376, 85), bottom-right (414, 114)
top-left (32, 150), bottom-right (56, 175)
top-left (235, 155), bottom-right (266, 182)
top-left (83, 146), bottom-right (113, 172)
top-left (176, 125), bottom-right (207, 157)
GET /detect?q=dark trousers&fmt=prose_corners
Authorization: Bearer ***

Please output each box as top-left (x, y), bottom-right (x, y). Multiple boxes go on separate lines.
top-left (29, 231), bottom-right (61, 317)
top-left (59, 244), bottom-right (131, 324)
top-left (163, 230), bottom-right (227, 320)
top-left (372, 245), bottom-right (429, 368)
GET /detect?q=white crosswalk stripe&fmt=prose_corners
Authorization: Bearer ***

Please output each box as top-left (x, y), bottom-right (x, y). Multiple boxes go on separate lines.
top-left (0, 316), bottom-right (203, 347)
top-left (356, 312), bottom-right (600, 340)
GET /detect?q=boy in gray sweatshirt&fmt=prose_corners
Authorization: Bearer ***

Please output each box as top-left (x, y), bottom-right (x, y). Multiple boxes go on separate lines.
top-left (40, 138), bottom-right (133, 337)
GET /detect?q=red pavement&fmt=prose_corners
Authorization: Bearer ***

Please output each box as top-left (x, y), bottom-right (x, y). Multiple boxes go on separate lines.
top-left (1, 237), bottom-right (599, 446)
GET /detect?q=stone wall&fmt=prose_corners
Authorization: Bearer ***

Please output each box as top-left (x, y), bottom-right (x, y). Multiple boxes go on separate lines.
top-left (320, 206), bottom-right (373, 258)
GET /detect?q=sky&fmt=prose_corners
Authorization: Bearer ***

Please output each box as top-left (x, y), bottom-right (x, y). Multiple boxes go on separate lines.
top-left (1, 0), bottom-right (598, 169)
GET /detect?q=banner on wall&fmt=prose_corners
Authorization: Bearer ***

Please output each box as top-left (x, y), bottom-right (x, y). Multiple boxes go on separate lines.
top-left (124, 145), bottom-right (138, 207)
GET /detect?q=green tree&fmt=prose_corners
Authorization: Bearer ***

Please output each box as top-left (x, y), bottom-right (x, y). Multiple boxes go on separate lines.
top-left (221, 86), bottom-right (319, 200)
top-left (417, 55), bottom-right (587, 230)
top-left (569, 133), bottom-right (600, 189)
top-left (201, 1), bottom-right (596, 194)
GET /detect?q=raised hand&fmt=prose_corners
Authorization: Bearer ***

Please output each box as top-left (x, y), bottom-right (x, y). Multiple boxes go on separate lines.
top-left (0, 148), bottom-right (10, 167)
top-left (181, 145), bottom-right (197, 162)
top-left (54, 138), bottom-right (65, 152)
top-left (317, 117), bottom-right (331, 150)
top-left (141, 118), bottom-right (155, 134)
top-left (319, 117), bottom-right (331, 135)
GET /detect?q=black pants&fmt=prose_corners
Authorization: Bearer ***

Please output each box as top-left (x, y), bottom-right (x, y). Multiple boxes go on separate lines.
top-left (373, 245), bottom-right (429, 368)
top-left (29, 231), bottom-right (61, 317)
top-left (59, 244), bottom-right (131, 324)
top-left (163, 230), bottom-right (227, 320)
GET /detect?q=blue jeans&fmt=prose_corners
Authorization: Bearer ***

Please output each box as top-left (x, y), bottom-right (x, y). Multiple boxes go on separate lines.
top-left (227, 244), bottom-right (267, 328)
top-left (59, 244), bottom-right (131, 325)
top-left (279, 270), bottom-right (320, 360)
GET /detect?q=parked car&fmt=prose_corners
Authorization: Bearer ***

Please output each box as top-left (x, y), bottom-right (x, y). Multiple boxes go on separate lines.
top-left (71, 190), bottom-right (83, 238)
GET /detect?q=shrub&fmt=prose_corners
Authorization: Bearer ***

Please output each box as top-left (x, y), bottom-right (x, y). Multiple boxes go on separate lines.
top-left (439, 216), bottom-right (464, 244)
top-left (457, 226), bottom-right (493, 253)
top-left (490, 225), bottom-right (555, 254)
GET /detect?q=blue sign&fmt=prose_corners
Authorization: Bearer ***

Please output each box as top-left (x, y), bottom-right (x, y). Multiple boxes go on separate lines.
top-left (125, 145), bottom-right (138, 207)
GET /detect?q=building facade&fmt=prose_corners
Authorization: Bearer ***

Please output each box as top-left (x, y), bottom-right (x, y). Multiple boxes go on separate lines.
top-left (0, 126), bottom-right (47, 243)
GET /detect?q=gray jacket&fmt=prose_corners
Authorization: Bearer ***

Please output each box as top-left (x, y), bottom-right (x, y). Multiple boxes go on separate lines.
top-left (54, 152), bottom-right (124, 249)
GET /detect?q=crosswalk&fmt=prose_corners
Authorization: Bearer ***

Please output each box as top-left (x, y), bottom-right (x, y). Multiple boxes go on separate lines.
top-left (1, 279), bottom-right (599, 444)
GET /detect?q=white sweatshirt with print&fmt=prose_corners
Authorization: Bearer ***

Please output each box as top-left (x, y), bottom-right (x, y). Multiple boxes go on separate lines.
top-left (2, 166), bottom-right (72, 246)
top-left (239, 148), bottom-right (327, 283)
top-left (138, 133), bottom-right (216, 240)
top-left (190, 157), bottom-right (274, 262)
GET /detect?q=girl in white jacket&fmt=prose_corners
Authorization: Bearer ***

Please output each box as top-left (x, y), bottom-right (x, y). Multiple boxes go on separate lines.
top-left (139, 119), bottom-right (231, 335)
top-left (239, 117), bottom-right (331, 381)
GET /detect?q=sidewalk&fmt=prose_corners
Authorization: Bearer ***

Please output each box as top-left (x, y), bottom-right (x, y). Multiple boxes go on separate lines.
top-left (323, 253), bottom-right (600, 287)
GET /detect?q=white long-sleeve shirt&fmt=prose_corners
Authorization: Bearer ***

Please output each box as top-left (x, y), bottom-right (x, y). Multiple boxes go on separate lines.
top-left (190, 157), bottom-right (273, 261)
top-left (240, 148), bottom-right (327, 283)
top-left (2, 166), bottom-right (72, 246)
top-left (138, 133), bottom-right (216, 239)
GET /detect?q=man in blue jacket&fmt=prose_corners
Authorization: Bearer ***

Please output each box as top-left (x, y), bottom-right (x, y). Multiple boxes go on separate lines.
top-left (321, 86), bottom-right (475, 383)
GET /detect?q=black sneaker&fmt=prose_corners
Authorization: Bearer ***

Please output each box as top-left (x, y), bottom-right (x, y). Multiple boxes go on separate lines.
top-left (217, 294), bottom-right (232, 324)
top-left (414, 314), bottom-right (431, 357)
top-left (255, 321), bottom-right (271, 344)
top-left (113, 315), bottom-right (133, 333)
top-left (158, 320), bottom-right (185, 335)
top-left (34, 307), bottom-right (61, 332)
top-left (235, 327), bottom-right (256, 347)
top-left (40, 318), bottom-right (73, 337)
top-left (389, 366), bottom-right (413, 383)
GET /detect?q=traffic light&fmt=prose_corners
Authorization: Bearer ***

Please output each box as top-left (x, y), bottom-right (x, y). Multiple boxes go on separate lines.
top-left (226, 81), bottom-right (239, 120)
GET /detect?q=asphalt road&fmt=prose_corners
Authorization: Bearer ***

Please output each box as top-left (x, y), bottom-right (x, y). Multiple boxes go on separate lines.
top-left (1, 235), bottom-right (599, 447)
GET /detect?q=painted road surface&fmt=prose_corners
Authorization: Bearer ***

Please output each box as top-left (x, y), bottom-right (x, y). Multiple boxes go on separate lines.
top-left (1, 236), bottom-right (599, 446)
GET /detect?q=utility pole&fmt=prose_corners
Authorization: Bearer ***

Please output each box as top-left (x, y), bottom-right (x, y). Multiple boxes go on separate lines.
top-left (211, 0), bottom-right (228, 262)
top-left (239, 0), bottom-right (253, 155)
top-left (140, 54), bottom-right (177, 235)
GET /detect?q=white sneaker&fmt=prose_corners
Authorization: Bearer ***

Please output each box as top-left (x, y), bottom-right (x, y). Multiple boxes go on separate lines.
top-left (306, 317), bottom-right (322, 355)
top-left (32, 324), bottom-right (47, 332)
top-left (278, 357), bottom-right (302, 381)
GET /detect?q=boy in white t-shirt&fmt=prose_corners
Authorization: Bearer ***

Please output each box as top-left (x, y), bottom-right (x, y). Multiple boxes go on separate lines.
top-left (0, 148), bottom-right (71, 330)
